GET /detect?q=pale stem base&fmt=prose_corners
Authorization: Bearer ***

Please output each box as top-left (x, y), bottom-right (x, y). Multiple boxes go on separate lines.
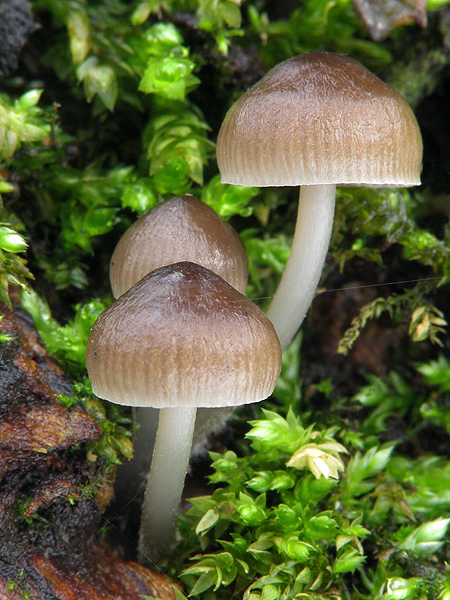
top-left (138, 405), bottom-right (196, 562)
top-left (266, 184), bottom-right (336, 350)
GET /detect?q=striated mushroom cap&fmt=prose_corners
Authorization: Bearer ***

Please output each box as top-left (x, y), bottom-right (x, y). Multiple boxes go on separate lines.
top-left (87, 262), bottom-right (281, 408)
top-left (217, 51), bottom-right (422, 187)
top-left (110, 195), bottom-right (248, 298)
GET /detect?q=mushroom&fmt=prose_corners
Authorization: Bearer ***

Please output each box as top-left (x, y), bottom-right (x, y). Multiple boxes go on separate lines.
top-left (216, 51), bottom-right (423, 350)
top-left (110, 194), bottom-right (248, 297)
top-left (109, 195), bottom-right (250, 497)
top-left (86, 261), bottom-right (281, 561)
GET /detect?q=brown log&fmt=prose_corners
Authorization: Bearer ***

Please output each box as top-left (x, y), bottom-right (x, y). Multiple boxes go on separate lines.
top-left (0, 303), bottom-right (176, 600)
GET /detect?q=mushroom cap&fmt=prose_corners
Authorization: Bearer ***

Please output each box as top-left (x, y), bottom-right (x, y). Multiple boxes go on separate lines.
top-left (110, 195), bottom-right (248, 298)
top-left (217, 51), bottom-right (422, 187)
top-left (87, 262), bottom-right (281, 408)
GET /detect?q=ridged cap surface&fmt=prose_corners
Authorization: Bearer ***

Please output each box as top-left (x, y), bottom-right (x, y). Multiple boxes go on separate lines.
top-left (87, 262), bottom-right (281, 408)
top-left (110, 195), bottom-right (248, 298)
top-left (217, 51), bottom-right (422, 187)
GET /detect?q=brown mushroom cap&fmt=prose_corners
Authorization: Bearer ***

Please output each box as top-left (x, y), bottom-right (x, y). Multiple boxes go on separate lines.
top-left (87, 262), bottom-right (281, 408)
top-left (217, 51), bottom-right (423, 187)
top-left (110, 195), bottom-right (248, 298)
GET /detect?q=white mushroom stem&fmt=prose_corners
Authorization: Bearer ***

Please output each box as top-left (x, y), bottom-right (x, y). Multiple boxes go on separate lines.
top-left (266, 184), bottom-right (336, 351)
top-left (138, 406), bottom-right (196, 562)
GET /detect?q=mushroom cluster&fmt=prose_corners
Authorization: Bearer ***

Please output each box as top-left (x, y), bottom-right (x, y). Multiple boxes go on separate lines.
top-left (86, 195), bottom-right (282, 561)
top-left (86, 49), bottom-right (423, 565)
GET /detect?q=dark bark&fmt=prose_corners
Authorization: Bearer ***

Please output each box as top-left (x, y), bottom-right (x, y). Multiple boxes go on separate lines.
top-left (0, 303), bottom-right (176, 600)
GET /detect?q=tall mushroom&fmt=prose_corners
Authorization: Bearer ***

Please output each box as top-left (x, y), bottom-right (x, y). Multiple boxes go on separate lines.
top-left (217, 51), bottom-right (423, 350)
top-left (86, 261), bottom-right (281, 561)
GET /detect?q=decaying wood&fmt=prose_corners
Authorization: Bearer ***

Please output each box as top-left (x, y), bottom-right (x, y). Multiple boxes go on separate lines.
top-left (0, 303), bottom-right (176, 600)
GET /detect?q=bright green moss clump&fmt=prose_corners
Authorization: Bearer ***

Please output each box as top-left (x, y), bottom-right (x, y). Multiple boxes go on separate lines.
top-left (172, 357), bottom-right (450, 599)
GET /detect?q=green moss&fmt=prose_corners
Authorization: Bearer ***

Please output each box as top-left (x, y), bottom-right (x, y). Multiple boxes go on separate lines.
top-left (171, 357), bottom-right (450, 599)
top-left (0, 0), bottom-right (449, 596)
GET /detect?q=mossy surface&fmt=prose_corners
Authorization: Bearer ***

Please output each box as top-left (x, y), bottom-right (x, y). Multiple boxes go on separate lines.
top-left (1, 0), bottom-right (450, 598)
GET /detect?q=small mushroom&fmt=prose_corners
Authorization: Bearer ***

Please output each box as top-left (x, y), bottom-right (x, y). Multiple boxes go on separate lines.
top-left (86, 261), bottom-right (281, 560)
top-left (109, 195), bottom-right (250, 495)
top-left (217, 51), bottom-right (423, 350)
top-left (110, 194), bottom-right (248, 297)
